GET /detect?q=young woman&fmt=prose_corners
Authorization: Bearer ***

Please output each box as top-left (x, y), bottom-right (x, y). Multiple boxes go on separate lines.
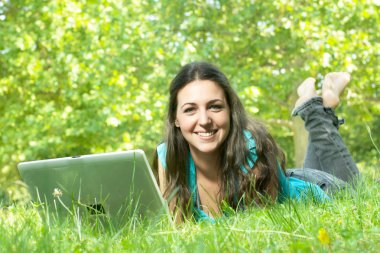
top-left (154, 62), bottom-right (360, 222)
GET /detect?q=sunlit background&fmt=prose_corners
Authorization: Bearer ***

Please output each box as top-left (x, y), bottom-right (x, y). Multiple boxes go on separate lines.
top-left (1, 0), bottom-right (379, 202)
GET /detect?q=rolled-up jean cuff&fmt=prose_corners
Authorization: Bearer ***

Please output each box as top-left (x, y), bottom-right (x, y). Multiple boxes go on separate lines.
top-left (291, 96), bottom-right (323, 117)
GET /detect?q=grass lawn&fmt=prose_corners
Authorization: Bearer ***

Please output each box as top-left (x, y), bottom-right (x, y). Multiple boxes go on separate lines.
top-left (1, 166), bottom-right (379, 252)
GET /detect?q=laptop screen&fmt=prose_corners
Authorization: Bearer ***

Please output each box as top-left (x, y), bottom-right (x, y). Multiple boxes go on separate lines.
top-left (17, 150), bottom-right (170, 225)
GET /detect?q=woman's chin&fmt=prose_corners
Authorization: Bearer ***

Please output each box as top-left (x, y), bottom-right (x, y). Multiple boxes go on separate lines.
top-left (190, 144), bottom-right (220, 155)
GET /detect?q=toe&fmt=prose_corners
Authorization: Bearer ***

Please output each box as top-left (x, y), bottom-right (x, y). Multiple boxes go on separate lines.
top-left (297, 77), bottom-right (316, 96)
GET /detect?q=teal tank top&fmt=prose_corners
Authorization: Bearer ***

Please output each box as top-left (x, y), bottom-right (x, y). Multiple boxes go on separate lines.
top-left (157, 130), bottom-right (329, 222)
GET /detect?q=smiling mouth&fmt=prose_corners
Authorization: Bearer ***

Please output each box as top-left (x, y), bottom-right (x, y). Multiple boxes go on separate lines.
top-left (195, 130), bottom-right (218, 137)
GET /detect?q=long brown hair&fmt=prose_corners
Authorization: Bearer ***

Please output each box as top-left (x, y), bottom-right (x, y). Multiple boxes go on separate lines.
top-left (154, 62), bottom-right (286, 218)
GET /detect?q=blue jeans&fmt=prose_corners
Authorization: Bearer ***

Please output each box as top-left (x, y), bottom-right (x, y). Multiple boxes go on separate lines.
top-left (288, 97), bottom-right (360, 193)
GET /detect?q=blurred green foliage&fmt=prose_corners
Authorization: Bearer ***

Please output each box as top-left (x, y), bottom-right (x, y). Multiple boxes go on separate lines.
top-left (1, 0), bottom-right (379, 201)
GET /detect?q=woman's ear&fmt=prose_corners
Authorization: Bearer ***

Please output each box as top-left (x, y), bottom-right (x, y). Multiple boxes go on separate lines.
top-left (175, 119), bottom-right (180, 127)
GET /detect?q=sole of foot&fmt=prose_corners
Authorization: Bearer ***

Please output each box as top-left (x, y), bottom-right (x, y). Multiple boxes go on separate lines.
top-left (294, 77), bottom-right (317, 110)
top-left (322, 72), bottom-right (350, 109)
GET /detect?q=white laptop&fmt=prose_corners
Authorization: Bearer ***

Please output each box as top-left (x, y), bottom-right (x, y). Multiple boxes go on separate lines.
top-left (17, 150), bottom-right (171, 226)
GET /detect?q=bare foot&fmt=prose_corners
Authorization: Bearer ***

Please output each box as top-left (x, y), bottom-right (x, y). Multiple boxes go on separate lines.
top-left (294, 77), bottom-right (318, 110)
top-left (322, 72), bottom-right (350, 108)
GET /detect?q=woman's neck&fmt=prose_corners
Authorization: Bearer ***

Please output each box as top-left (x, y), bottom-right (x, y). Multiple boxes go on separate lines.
top-left (190, 148), bottom-right (220, 181)
top-left (190, 147), bottom-right (223, 218)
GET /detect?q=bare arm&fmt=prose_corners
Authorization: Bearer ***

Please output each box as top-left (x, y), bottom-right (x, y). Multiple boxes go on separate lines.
top-left (157, 157), bottom-right (183, 223)
top-left (157, 157), bottom-right (167, 195)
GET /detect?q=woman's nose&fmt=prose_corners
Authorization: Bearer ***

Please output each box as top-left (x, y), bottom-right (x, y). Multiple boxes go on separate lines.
top-left (198, 110), bottom-right (211, 125)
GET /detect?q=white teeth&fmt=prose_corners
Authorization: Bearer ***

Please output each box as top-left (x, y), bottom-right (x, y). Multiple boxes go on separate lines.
top-left (197, 131), bottom-right (215, 137)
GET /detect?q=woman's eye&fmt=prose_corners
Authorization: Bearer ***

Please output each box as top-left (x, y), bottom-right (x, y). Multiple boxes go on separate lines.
top-left (184, 108), bottom-right (195, 113)
top-left (209, 104), bottom-right (223, 111)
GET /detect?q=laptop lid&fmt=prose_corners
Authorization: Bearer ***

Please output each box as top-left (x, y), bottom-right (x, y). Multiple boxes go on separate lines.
top-left (17, 150), bottom-right (170, 225)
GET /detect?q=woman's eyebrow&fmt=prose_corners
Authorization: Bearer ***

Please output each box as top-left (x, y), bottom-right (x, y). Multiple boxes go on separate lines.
top-left (208, 99), bottom-right (225, 104)
top-left (207, 98), bottom-right (226, 104)
top-left (180, 102), bottom-right (196, 109)
top-left (179, 99), bottom-right (225, 109)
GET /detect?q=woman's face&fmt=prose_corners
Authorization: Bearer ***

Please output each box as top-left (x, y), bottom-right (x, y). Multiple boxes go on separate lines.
top-left (175, 80), bottom-right (231, 156)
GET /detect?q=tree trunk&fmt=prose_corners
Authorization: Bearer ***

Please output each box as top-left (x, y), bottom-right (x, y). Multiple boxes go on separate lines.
top-left (292, 117), bottom-right (308, 168)
top-left (288, 83), bottom-right (309, 168)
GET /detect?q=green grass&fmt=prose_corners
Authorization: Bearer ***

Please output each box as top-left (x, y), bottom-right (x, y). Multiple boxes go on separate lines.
top-left (1, 166), bottom-right (379, 253)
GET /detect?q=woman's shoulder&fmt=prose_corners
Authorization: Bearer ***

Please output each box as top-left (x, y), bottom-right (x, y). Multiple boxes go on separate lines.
top-left (156, 142), bottom-right (167, 169)
top-left (241, 130), bottom-right (257, 171)
top-left (157, 142), bottom-right (167, 152)
top-left (243, 130), bottom-right (256, 150)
